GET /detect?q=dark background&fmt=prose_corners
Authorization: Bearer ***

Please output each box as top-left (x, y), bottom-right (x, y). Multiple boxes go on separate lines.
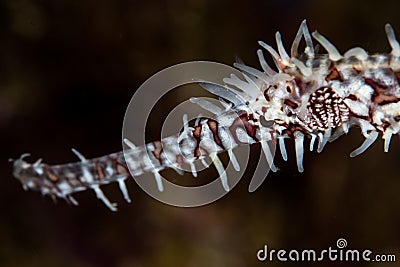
top-left (1, 0), bottom-right (399, 266)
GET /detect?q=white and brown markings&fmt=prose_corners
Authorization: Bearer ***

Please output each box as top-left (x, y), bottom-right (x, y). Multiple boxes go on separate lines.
top-left (12, 21), bottom-right (400, 211)
top-left (305, 86), bottom-right (350, 131)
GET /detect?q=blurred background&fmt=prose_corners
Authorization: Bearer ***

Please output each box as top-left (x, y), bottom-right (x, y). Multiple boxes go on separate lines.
top-left (1, 0), bottom-right (400, 266)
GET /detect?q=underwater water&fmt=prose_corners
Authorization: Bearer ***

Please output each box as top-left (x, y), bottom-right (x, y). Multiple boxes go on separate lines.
top-left (0, 0), bottom-right (399, 266)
